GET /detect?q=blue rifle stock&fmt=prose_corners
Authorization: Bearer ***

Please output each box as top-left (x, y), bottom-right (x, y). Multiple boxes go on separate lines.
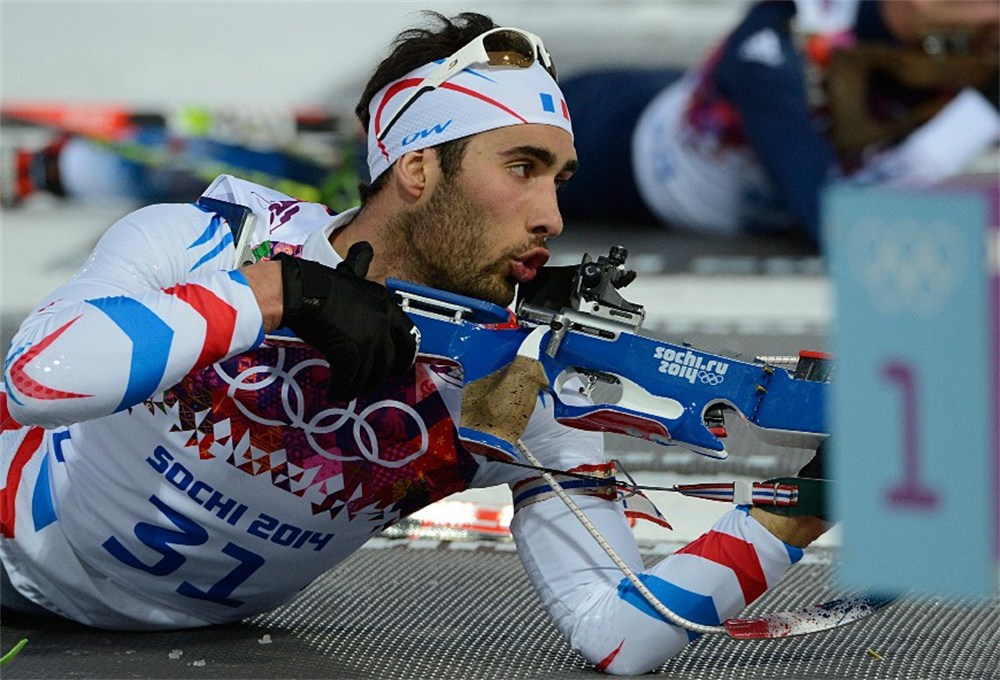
top-left (387, 246), bottom-right (829, 462)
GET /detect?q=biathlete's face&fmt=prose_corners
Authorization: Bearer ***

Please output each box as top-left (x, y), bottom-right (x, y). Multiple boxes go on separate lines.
top-left (397, 124), bottom-right (577, 306)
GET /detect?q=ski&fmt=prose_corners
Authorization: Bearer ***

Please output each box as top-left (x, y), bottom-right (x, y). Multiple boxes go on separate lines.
top-left (2, 102), bottom-right (344, 142)
top-left (723, 592), bottom-right (896, 639)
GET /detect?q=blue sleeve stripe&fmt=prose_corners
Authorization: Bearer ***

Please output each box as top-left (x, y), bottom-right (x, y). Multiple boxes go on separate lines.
top-left (86, 296), bottom-right (173, 411)
top-left (785, 543), bottom-right (804, 564)
top-left (3, 346), bottom-right (26, 406)
top-left (51, 429), bottom-right (71, 463)
top-left (188, 214), bottom-right (224, 247)
top-left (738, 505), bottom-right (804, 563)
top-left (187, 214), bottom-right (235, 271)
top-left (31, 454), bottom-right (58, 531)
top-left (617, 573), bottom-right (720, 641)
top-left (190, 231), bottom-right (234, 272)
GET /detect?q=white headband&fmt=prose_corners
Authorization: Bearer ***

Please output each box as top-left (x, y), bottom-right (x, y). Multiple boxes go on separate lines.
top-left (366, 59), bottom-right (573, 182)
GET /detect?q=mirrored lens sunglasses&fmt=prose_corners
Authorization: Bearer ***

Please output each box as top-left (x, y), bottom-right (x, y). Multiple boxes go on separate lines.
top-left (375, 27), bottom-right (557, 143)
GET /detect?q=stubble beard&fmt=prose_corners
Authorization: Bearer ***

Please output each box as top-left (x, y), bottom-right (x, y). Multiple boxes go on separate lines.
top-left (383, 178), bottom-right (524, 306)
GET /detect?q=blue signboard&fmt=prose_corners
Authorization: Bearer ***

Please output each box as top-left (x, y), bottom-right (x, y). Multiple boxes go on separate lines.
top-left (825, 183), bottom-right (996, 598)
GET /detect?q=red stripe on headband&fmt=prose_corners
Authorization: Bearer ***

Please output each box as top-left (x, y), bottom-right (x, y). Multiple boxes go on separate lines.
top-left (373, 73), bottom-right (536, 172)
top-left (438, 82), bottom-right (529, 124)
top-left (374, 77), bottom-right (424, 162)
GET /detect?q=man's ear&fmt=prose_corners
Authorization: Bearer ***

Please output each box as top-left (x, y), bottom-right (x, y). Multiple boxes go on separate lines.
top-left (393, 148), bottom-right (439, 202)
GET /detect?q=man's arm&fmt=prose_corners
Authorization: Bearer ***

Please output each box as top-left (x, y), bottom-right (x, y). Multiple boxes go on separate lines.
top-left (512, 489), bottom-right (814, 675)
top-left (4, 203), bottom-right (265, 427)
top-left (713, 1), bottom-right (836, 244)
top-left (240, 259), bottom-right (284, 331)
top-left (505, 384), bottom-right (820, 675)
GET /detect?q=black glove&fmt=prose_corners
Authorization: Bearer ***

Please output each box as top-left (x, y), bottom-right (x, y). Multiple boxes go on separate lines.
top-left (276, 242), bottom-right (418, 401)
top-left (797, 438), bottom-right (827, 480)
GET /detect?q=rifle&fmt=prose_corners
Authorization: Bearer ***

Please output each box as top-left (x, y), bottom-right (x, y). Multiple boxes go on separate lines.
top-left (387, 246), bottom-right (831, 463)
top-left (246, 226), bottom-right (877, 639)
top-left (388, 248), bottom-right (902, 642)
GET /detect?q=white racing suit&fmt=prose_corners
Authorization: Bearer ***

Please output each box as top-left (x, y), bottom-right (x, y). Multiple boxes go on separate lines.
top-left (1, 175), bottom-right (805, 674)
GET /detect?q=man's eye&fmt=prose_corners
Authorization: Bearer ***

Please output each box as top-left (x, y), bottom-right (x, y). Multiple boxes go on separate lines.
top-left (509, 163), bottom-right (531, 178)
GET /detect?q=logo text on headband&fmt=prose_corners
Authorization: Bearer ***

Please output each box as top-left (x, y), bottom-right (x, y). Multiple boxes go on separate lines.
top-left (401, 120), bottom-right (454, 147)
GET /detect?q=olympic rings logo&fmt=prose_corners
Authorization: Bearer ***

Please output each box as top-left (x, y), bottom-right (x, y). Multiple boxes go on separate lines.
top-left (698, 371), bottom-right (724, 386)
top-left (848, 217), bottom-right (966, 318)
top-left (213, 349), bottom-right (428, 468)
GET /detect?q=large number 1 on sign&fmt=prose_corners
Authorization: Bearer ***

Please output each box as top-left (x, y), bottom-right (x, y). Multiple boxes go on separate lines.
top-left (882, 360), bottom-right (940, 510)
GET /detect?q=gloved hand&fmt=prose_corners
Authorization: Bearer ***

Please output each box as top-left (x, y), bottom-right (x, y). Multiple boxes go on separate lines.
top-left (797, 438), bottom-right (827, 480)
top-left (275, 242), bottom-right (418, 401)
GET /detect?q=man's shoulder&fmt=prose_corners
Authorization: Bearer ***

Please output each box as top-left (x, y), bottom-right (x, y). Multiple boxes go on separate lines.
top-left (202, 174), bottom-right (297, 207)
top-left (201, 174), bottom-right (340, 247)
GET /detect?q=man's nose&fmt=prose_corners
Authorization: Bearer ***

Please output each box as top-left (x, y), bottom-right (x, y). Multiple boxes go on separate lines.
top-left (531, 185), bottom-right (564, 239)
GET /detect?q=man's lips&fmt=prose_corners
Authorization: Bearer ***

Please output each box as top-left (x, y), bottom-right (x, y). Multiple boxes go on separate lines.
top-left (510, 247), bottom-right (550, 284)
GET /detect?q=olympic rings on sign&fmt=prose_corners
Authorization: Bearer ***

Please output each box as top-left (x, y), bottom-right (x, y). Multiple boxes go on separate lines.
top-left (849, 216), bottom-right (965, 318)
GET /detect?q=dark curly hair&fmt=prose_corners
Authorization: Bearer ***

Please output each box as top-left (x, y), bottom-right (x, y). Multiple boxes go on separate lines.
top-left (354, 12), bottom-right (500, 202)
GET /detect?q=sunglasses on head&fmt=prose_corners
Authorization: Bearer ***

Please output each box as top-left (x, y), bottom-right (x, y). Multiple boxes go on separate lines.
top-left (376, 27), bottom-right (557, 142)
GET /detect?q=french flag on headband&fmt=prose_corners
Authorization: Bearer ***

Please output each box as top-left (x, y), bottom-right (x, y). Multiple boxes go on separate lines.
top-left (539, 92), bottom-right (570, 121)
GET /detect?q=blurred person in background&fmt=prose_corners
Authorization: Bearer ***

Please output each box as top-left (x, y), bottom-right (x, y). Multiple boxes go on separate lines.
top-left (557, 0), bottom-right (1000, 249)
top-left (6, 0), bottom-right (997, 249)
